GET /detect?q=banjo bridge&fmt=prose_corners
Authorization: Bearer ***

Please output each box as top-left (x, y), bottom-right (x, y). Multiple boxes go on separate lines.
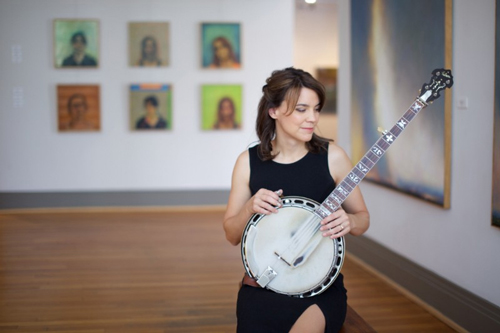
top-left (274, 251), bottom-right (292, 266)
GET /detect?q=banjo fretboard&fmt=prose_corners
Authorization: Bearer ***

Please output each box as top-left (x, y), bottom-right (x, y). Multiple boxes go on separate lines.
top-left (314, 98), bottom-right (427, 219)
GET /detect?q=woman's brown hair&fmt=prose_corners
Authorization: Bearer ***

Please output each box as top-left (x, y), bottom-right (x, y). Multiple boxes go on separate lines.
top-left (256, 67), bottom-right (331, 160)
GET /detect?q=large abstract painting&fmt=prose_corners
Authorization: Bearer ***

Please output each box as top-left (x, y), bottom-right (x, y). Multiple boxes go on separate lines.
top-left (493, 1), bottom-right (500, 227)
top-left (351, 0), bottom-right (453, 207)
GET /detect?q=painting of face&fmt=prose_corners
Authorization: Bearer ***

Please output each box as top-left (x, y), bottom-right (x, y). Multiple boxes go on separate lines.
top-left (201, 23), bottom-right (241, 69)
top-left (201, 84), bottom-right (242, 130)
top-left (54, 20), bottom-right (99, 68)
top-left (57, 85), bottom-right (100, 132)
top-left (128, 22), bottom-right (169, 67)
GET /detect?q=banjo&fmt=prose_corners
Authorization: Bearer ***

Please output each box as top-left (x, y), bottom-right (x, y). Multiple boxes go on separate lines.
top-left (241, 68), bottom-right (454, 298)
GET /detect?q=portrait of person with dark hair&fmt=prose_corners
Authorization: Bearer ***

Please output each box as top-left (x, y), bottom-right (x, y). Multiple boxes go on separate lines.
top-left (135, 95), bottom-right (167, 129)
top-left (128, 22), bottom-right (169, 68)
top-left (54, 19), bottom-right (99, 68)
top-left (209, 36), bottom-right (240, 69)
top-left (129, 84), bottom-right (172, 131)
top-left (137, 36), bottom-right (162, 67)
top-left (62, 31), bottom-right (97, 67)
top-left (201, 23), bottom-right (241, 69)
top-left (213, 97), bottom-right (240, 129)
top-left (57, 85), bottom-right (100, 132)
top-left (201, 84), bottom-right (242, 131)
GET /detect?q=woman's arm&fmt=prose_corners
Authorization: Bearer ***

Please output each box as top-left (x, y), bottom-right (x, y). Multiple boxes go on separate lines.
top-left (223, 150), bottom-right (282, 246)
top-left (320, 142), bottom-right (370, 238)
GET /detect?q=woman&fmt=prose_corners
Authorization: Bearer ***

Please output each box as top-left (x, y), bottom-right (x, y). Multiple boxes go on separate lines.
top-left (223, 67), bottom-right (370, 332)
top-left (213, 97), bottom-right (240, 129)
top-left (137, 36), bottom-right (162, 67)
top-left (136, 95), bottom-right (167, 129)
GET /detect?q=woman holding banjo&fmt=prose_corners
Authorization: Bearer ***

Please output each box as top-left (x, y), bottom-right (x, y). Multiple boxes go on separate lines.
top-left (223, 67), bottom-right (370, 332)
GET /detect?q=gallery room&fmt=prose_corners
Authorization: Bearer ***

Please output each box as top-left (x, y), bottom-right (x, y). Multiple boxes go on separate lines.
top-left (1, 0), bottom-right (499, 331)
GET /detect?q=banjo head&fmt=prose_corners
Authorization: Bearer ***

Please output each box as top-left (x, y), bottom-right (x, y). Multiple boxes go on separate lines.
top-left (241, 196), bottom-right (345, 298)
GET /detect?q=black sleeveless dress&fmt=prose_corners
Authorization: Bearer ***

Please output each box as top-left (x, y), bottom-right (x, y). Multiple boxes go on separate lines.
top-left (236, 144), bottom-right (347, 333)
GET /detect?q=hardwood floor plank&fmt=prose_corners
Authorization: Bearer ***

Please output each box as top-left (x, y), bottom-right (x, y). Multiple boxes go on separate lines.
top-left (0, 210), bottom-right (456, 332)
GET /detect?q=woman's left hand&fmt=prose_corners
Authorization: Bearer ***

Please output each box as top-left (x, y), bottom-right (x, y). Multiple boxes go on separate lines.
top-left (319, 208), bottom-right (351, 238)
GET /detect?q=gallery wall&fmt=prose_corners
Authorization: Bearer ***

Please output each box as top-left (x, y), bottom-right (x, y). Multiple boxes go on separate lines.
top-left (337, 0), bottom-right (500, 308)
top-left (0, 0), bottom-right (293, 192)
top-left (294, 1), bottom-right (339, 76)
top-left (294, 1), bottom-right (339, 141)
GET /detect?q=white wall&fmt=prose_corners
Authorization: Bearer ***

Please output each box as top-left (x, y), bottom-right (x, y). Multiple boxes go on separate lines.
top-left (0, 0), bottom-right (294, 192)
top-left (338, 0), bottom-right (500, 307)
top-left (294, 1), bottom-right (339, 75)
top-left (294, 1), bottom-right (339, 141)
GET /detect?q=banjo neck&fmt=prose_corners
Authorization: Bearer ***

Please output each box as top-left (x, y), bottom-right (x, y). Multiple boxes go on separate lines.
top-left (314, 69), bottom-right (453, 219)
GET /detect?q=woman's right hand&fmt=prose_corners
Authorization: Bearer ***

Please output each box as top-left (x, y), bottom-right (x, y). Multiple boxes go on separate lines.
top-left (246, 189), bottom-right (283, 215)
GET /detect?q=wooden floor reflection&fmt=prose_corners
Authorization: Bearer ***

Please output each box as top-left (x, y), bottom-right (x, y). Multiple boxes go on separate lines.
top-left (0, 209), bottom-right (456, 332)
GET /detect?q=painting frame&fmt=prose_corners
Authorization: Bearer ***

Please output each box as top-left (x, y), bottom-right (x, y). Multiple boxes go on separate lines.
top-left (129, 84), bottom-right (173, 131)
top-left (201, 84), bottom-right (242, 131)
top-left (350, 0), bottom-right (453, 208)
top-left (53, 19), bottom-right (99, 69)
top-left (201, 22), bottom-right (241, 69)
top-left (493, 1), bottom-right (500, 227)
top-left (57, 84), bottom-right (101, 132)
top-left (128, 22), bottom-right (170, 67)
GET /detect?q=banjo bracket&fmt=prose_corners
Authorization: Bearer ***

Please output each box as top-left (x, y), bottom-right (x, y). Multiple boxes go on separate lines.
top-left (256, 266), bottom-right (277, 288)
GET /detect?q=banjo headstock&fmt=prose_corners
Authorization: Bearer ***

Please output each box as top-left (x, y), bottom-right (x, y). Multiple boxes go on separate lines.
top-left (418, 68), bottom-right (454, 103)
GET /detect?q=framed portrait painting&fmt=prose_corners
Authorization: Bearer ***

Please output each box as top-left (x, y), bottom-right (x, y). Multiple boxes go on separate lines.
top-left (493, 1), bottom-right (500, 227)
top-left (201, 84), bottom-right (242, 130)
top-left (54, 19), bottom-right (99, 68)
top-left (130, 84), bottom-right (172, 131)
top-left (316, 68), bottom-right (337, 114)
top-left (201, 23), bottom-right (241, 69)
top-left (350, 0), bottom-right (453, 208)
top-left (57, 85), bottom-right (100, 132)
top-left (128, 22), bottom-right (170, 67)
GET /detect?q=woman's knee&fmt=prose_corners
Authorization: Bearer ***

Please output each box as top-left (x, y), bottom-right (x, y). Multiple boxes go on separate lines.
top-left (289, 304), bottom-right (325, 333)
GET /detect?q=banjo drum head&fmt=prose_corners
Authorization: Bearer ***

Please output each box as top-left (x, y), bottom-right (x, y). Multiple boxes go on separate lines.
top-left (241, 196), bottom-right (345, 297)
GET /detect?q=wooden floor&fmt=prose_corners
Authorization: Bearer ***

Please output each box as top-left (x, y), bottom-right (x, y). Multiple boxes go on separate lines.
top-left (0, 209), bottom-right (457, 332)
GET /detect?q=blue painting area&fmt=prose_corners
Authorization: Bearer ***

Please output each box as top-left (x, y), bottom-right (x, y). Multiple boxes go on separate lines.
top-left (351, 0), bottom-right (448, 205)
top-left (351, 0), bottom-right (377, 151)
top-left (130, 84), bottom-right (169, 92)
top-left (384, 0), bottom-right (446, 116)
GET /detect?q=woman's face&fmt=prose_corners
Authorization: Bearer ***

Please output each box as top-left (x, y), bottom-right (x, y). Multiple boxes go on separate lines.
top-left (271, 87), bottom-right (320, 143)
top-left (213, 40), bottom-right (230, 61)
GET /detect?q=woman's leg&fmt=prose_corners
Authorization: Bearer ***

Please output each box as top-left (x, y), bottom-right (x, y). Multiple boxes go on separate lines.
top-left (289, 304), bottom-right (325, 333)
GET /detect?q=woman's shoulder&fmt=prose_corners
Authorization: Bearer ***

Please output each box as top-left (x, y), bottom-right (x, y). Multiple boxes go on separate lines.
top-left (326, 142), bottom-right (355, 181)
top-left (233, 149), bottom-right (251, 177)
top-left (327, 142), bottom-right (351, 164)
